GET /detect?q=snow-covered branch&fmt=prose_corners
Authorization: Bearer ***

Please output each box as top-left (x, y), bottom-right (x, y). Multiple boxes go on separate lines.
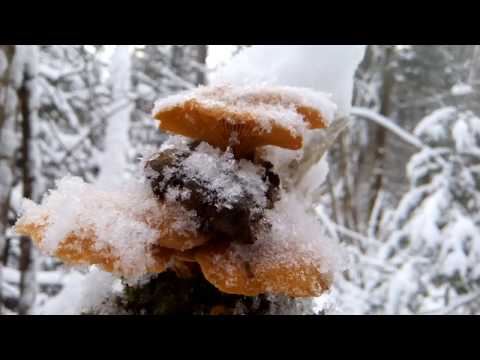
top-left (351, 107), bottom-right (425, 150)
top-left (422, 291), bottom-right (480, 315)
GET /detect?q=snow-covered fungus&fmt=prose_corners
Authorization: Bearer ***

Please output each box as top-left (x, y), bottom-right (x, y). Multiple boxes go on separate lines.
top-left (15, 83), bottom-right (343, 298)
top-left (152, 84), bottom-right (336, 158)
top-left (15, 176), bottom-right (340, 297)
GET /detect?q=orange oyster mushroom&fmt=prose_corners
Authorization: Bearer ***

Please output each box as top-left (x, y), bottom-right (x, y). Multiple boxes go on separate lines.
top-left (15, 220), bottom-right (174, 276)
top-left (14, 85), bottom-right (337, 299)
top-left (153, 85), bottom-right (330, 158)
top-left (15, 198), bottom-right (334, 297)
top-left (194, 242), bottom-right (333, 298)
top-left (16, 218), bottom-right (202, 279)
top-left (14, 201), bottom-right (206, 277)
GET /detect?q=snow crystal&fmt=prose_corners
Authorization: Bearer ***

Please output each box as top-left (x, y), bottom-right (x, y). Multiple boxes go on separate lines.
top-left (210, 45), bottom-right (366, 117)
top-left (152, 84), bottom-right (338, 136)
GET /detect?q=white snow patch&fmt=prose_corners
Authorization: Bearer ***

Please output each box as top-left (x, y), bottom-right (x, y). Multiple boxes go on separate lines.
top-left (96, 45), bottom-right (133, 189)
top-left (451, 83), bottom-right (474, 96)
top-left (33, 268), bottom-right (120, 315)
top-left (210, 45), bottom-right (366, 117)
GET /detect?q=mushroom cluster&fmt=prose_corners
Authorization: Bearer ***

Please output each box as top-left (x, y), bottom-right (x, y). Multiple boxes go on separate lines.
top-left (15, 84), bottom-right (340, 298)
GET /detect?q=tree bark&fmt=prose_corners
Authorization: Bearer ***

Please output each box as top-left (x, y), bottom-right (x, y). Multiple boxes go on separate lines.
top-left (367, 46), bottom-right (395, 235)
top-left (195, 45), bottom-right (208, 86)
top-left (468, 45), bottom-right (480, 89)
top-left (17, 46), bottom-right (38, 315)
top-left (339, 132), bottom-right (358, 231)
top-left (0, 45), bottom-right (17, 313)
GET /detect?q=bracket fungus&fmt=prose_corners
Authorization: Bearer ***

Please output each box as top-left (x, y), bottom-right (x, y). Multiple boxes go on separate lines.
top-left (152, 85), bottom-right (334, 158)
top-left (15, 84), bottom-right (342, 299)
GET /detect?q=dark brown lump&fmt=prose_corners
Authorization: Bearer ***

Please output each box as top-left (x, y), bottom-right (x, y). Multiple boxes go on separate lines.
top-left (145, 141), bottom-right (280, 245)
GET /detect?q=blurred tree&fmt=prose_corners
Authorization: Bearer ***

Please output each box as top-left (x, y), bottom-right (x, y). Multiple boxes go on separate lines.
top-left (330, 45), bottom-right (480, 314)
top-left (129, 45), bottom-right (208, 166)
top-left (1, 45), bottom-right (112, 314)
top-left (379, 108), bottom-right (480, 314)
top-left (0, 45), bottom-right (18, 313)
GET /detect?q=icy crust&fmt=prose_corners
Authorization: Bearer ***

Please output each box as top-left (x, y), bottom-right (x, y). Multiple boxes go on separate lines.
top-left (152, 84), bottom-right (337, 136)
top-left (17, 176), bottom-right (200, 276)
top-left (146, 137), bottom-right (269, 210)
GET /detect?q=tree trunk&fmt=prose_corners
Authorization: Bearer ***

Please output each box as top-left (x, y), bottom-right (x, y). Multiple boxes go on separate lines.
top-left (467, 45), bottom-right (480, 114)
top-left (195, 45), bottom-right (208, 86)
top-left (468, 45), bottom-right (480, 89)
top-left (367, 46), bottom-right (395, 235)
top-left (171, 45), bottom-right (185, 79)
top-left (16, 45), bottom-right (38, 315)
top-left (339, 132), bottom-right (358, 231)
top-left (0, 45), bottom-right (17, 313)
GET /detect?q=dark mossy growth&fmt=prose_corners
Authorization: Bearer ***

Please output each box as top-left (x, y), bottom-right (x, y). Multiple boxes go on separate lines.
top-left (145, 144), bottom-right (280, 246)
top-left (117, 268), bottom-right (273, 315)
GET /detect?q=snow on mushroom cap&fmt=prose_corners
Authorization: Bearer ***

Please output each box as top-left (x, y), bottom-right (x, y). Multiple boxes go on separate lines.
top-left (152, 84), bottom-right (337, 158)
top-left (15, 176), bottom-right (199, 277)
top-left (153, 84), bottom-right (337, 129)
top-left (195, 192), bottom-right (345, 297)
top-left (209, 45), bottom-right (366, 117)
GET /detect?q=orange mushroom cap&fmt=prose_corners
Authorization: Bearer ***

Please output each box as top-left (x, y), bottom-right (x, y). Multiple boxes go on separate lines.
top-left (194, 241), bottom-right (332, 298)
top-left (152, 85), bottom-right (335, 158)
top-left (15, 221), bottom-right (173, 276)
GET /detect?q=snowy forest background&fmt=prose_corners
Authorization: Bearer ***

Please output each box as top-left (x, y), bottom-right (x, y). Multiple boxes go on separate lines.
top-left (2, 45), bottom-right (480, 315)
